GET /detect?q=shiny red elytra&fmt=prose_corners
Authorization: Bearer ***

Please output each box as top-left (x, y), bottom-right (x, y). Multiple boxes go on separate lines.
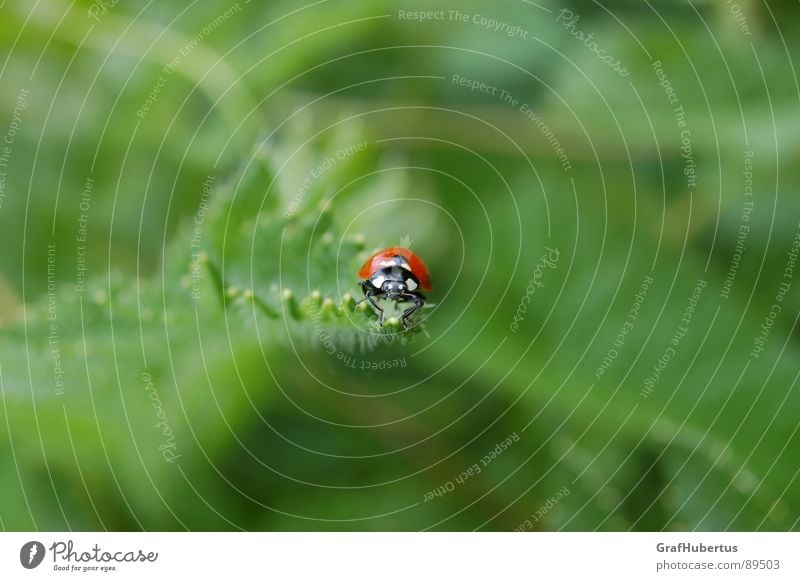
top-left (357, 246), bottom-right (432, 329)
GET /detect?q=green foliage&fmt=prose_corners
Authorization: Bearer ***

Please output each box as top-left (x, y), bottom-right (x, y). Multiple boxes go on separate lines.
top-left (1, 0), bottom-right (800, 532)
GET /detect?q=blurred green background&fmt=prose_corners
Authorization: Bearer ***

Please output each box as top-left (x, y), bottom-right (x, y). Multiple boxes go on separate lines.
top-left (1, 0), bottom-right (800, 531)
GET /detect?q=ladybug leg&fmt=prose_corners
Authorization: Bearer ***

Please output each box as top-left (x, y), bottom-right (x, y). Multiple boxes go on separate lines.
top-left (367, 293), bottom-right (385, 325)
top-left (399, 293), bottom-right (424, 330)
top-left (358, 282), bottom-right (385, 325)
top-left (355, 280), bottom-right (371, 307)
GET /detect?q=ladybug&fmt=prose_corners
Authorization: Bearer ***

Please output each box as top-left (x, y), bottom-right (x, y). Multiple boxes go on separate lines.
top-left (357, 246), bottom-right (432, 329)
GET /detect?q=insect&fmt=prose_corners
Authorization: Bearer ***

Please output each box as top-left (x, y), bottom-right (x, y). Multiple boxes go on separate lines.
top-left (357, 246), bottom-right (432, 329)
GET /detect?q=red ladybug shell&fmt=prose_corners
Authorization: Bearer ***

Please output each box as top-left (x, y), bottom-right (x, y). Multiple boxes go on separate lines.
top-left (358, 246), bottom-right (433, 292)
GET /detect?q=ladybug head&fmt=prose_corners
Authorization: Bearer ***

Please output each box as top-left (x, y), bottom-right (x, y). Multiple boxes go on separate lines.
top-left (382, 279), bottom-right (407, 300)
